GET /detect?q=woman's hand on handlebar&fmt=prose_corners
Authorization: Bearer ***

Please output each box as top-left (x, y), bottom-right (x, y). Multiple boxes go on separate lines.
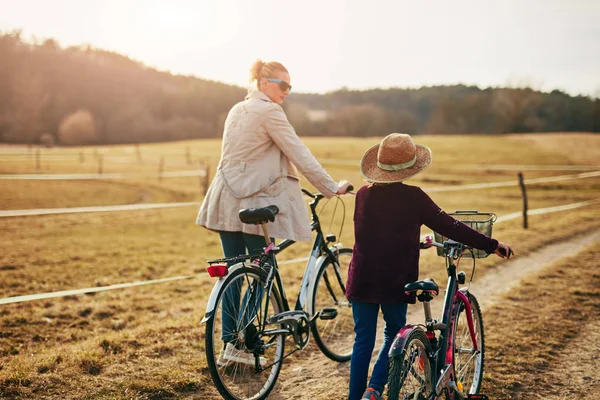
top-left (336, 180), bottom-right (354, 195)
top-left (494, 242), bottom-right (514, 259)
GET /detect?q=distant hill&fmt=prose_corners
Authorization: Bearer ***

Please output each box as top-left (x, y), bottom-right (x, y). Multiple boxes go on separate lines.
top-left (1, 31), bottom-right (597, 145)
top-left (286, 86), bottom-right (599, 137)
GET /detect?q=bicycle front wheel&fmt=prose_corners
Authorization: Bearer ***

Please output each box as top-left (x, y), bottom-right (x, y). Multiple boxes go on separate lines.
top-left (310, 248), bottom-right (354, 362)
top-left (453, 290), bottom-right (484, 395)
top-left (205, 266), bottom-right (285, 400)
top-left (387, 328), bottom-right (433, 400)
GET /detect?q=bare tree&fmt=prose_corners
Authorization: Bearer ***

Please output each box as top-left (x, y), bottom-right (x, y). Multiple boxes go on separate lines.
top-left (327, 104), bottom-right (386, 136)
top-left (58, 109), bottom-right (97, 145)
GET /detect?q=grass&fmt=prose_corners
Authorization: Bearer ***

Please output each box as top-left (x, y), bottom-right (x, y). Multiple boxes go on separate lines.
top-left (0, 133), bottom-right (599, 398)
top-left (484, 244), bottom-right (600, 399)
top-left (1, 179), bottom-right (198, 210)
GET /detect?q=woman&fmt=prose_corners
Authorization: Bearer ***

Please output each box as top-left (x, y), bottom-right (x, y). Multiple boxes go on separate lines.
top-left (196, 60), bottom-right (352, 365)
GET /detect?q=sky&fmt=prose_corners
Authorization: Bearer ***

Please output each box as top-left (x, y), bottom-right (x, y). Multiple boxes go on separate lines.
top-left (1, 0), bottom-right (599, 97)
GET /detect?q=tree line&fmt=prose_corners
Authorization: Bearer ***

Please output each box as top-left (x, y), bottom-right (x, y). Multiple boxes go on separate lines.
top-left (0, 31), bottom-right (597, 146)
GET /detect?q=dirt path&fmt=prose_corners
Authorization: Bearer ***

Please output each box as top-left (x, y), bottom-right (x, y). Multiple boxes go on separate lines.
top-left (271, 229), bottom-right (600, 400)
top-left (472, 229), bottom-right (600, 313)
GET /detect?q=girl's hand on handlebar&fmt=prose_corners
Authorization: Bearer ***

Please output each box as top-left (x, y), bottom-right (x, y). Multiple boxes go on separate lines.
top-left (336, 180), bottom-right (354, 195)
top-left (494, 242), bottom-right (514, 259)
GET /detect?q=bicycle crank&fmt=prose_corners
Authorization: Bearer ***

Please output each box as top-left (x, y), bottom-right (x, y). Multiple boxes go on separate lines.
top-left (266, 310), bottom-right (310, 349)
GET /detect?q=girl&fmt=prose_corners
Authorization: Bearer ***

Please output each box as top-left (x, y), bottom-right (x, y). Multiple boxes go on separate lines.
top-left (346, 133), bottom-right (513, 400)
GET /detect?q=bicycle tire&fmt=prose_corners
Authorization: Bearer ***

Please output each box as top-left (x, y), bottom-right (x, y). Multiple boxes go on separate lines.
top-left (387, 328), bottom-right (433, 400)
top-left (310, 247), bottom-right (354, 362)
top-left (205, 266), bottom-right (285, 400)
top-left (452, 290), bottom-right (484, 395)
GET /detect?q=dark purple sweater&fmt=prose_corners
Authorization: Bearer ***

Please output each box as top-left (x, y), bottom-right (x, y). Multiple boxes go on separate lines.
top-left (346, 183), bottom-right (498, 304)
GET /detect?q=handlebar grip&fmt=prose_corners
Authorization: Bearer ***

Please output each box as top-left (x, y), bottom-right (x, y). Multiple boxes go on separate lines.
top-left (498, 247), bottom-right (513, 258)
top-left (302, 189), bottom-right (314, 197)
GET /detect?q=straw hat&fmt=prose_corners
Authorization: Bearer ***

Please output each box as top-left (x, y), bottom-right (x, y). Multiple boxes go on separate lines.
top-left (360, 133), bottom-right (432, 183)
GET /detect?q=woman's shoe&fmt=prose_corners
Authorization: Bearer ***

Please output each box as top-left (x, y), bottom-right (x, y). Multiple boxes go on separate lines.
top-left (217, 342), bottom-right (267, 367)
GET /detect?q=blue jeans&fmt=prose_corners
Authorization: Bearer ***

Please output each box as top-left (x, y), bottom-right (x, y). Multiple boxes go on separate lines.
top-left (219, 231), bottom-right (270, 343)
top-left (348, 301), bottom-right (408, 400)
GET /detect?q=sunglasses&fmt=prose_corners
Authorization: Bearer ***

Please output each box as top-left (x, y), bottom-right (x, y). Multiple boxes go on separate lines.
top-left (266, 78), bottom-right (292, 92)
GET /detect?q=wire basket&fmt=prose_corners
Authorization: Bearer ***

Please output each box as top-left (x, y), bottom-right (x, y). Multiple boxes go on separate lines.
top-left (433, 210), bottom-right (497, 258)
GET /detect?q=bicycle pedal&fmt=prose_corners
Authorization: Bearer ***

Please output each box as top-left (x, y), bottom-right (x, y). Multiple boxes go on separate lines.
top-left (319, 308), bottom-right (338, 320)
top-left (266, 310), bottom-right (308, 326)
top-left (467, 395), bottom-right (489, 400)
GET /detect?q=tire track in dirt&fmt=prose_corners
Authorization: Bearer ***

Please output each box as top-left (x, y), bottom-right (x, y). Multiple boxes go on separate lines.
top-left (272, 229), bottom-right (600, 400)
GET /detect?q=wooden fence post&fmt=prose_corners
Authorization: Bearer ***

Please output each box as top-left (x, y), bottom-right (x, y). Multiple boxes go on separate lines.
top-left (158, 157), bottom-right (164, 182)
top-left (199, 162), bottom-right (210, 195)
top-left (203, 164), bottom-right (210, 196)
top-left (36, 149), bottom-right (41, 172)
top-left (79, 151), bottom-right (84, 163)
top-left (518, 172), bottom-right (528, 229)
top-left (199, 162), bottom-right (205, 193)
top-left (186, 146), bottom-right (191, 165)
top-left (98, 154), bottom-right (103, 175)
top-left (136, 144), bottom-right (142, 164)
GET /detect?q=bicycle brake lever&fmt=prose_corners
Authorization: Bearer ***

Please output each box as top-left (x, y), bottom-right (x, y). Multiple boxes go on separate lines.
top-left (420, 235), bottom-right (433, 249)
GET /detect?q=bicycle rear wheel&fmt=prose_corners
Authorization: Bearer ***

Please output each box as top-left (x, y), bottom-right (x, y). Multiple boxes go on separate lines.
top-left (205, 266), bottom-right (285, 400)
top-left (387, 328), bottom-right (433, 400)
top-left (453, 290), bottom-right (484, 395)
top-left (310, 248), bottom-right (354, 362)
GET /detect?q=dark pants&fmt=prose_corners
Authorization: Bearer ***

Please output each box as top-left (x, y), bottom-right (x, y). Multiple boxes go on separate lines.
top-left (219, 231), bottom-right (270, 260)
top-left (348, 301), bottom-right (408, 400)
top-left (219, 231), bottom-right (270, 343)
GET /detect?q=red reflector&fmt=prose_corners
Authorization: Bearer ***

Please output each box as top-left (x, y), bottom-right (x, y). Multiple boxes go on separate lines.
top-left (207, 264), bottom-right (228, 277)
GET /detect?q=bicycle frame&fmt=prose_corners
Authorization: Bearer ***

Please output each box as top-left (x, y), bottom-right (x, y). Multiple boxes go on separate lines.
top-left (389, 242), bottom-right (479, 399)
top-left (202, 191), bottom-right (343, 326)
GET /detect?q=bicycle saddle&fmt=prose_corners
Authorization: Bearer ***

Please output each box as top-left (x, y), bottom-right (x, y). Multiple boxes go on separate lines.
top-left (239, 205), bottom-right (279, 224)
top-left (404, 278), bottom-right (439, 295)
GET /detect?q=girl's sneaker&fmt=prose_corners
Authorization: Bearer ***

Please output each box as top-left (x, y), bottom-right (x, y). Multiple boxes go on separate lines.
top-left (361, 388), bottom-right (383, 400)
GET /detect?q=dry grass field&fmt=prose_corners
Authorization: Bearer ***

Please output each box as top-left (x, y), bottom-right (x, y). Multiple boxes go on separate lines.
top-left (0, 133), bottom-right (599, 399)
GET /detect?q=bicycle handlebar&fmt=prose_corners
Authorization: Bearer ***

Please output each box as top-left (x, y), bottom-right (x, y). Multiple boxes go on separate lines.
top-left (301, 188), bottom-right (319, 198)
top-left (302, 185), bottom-right (354, 199)
top-left (420, 235), bottom-right (470, 253)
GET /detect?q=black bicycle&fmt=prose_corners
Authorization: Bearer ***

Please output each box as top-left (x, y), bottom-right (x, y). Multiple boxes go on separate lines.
top-left (202, 188), bottom-right (354, 400)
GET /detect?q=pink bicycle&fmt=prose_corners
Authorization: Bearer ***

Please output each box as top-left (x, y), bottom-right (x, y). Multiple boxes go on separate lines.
top-left (387, 211), bottom-right (498, 400)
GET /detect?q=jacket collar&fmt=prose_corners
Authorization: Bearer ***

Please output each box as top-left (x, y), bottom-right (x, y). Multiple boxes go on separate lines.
top-left (245, 88), bottom-right (272, 103)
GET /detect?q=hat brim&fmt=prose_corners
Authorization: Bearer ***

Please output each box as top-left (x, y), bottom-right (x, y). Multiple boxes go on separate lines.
top-left (360, 143), bottom-right (432, 183)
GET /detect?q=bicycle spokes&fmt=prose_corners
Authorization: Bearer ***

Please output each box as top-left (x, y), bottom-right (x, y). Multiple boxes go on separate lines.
top-left (403, 343), bottom-right (430, 393)
top-left (388, 330), bottom-right (433, 400)
top-left (310, 249), bottom-right (354, 362)
top-left (205, 268), bottom-right (285, 400)
top-left (406, 346), bottom-right (429, 387)
top-left (453, 294), bottom-right (484, 394)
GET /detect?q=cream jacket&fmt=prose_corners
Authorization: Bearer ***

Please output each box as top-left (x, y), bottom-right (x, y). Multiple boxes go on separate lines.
top-left (196, 89), bottom-right (339, 241)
